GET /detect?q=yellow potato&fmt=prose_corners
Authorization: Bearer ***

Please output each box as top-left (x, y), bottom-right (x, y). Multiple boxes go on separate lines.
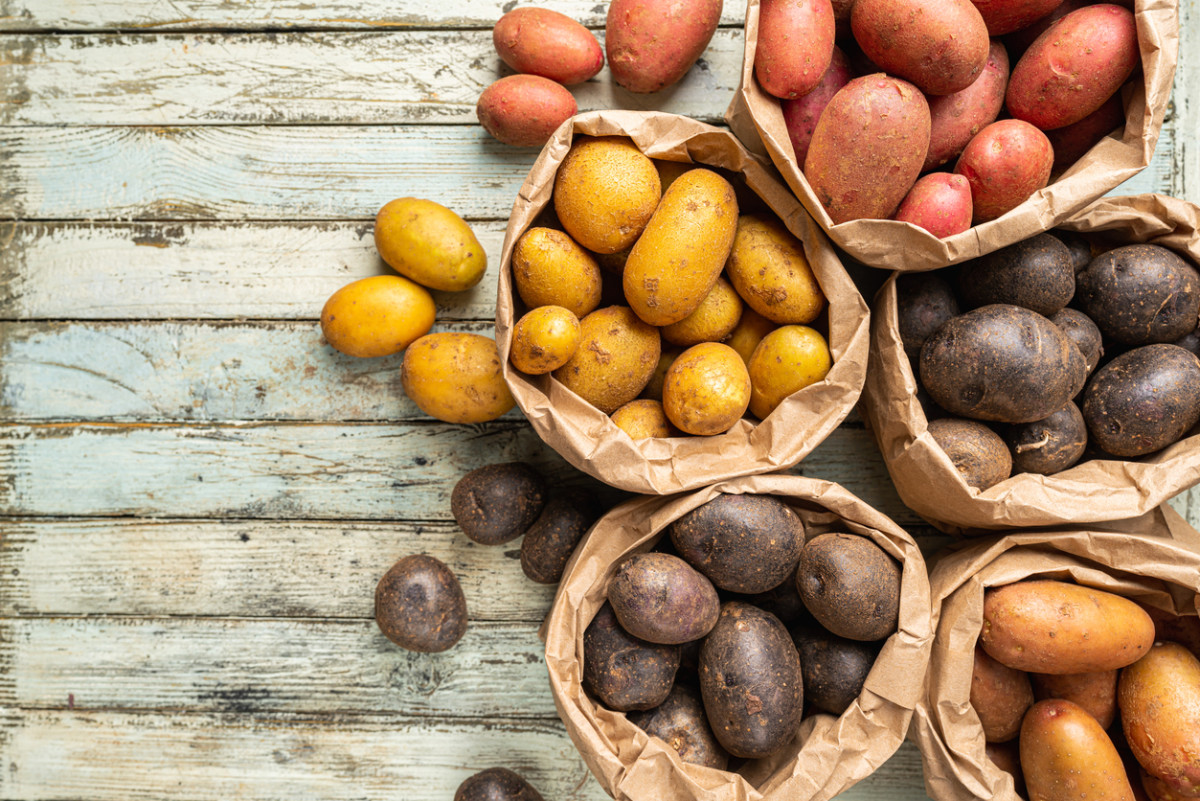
top-left (554, 136), bottom-right (661, 254)
top-left (512, 227), bottom-right (603, 317)
top-left (401, 333), bottom-right (515, 423)
top-left (725, 308), bottom-right (776, 365)
top-left (320, 275), bottom-right (436, 358)
top-left (553, 306), bottom-right (661, 414)
top-left (654, 158), bottom-right (693, 193)
top-left (375, 198), bottom-right (486, 292)
top-left (748, 325), bottom-right (832, 420)
top-left (727, 214), bottom-right (827, 324)
top-left (611, 399), bottom-right (678, 439)
top-left (662, 277), bottom-right (744, 347)
top-left (510, 305), bottom-right (581, 375)
top-left (662, 342), bottom-right (752, 436)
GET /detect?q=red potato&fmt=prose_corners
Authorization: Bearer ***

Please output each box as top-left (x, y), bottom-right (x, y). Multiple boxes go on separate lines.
top-left (893, 173), bottom-right (973, 238)
top-left (476, 75), bottom-right (577, 147)
top-left (954, 119), bottom-right (1053, 223)
top-left (781, 47), bottom-right (854, 166)
top-left (924, 41), bottom-right (1010, 172)
top-left (755, 0), bottom-right (837, 100)
top-left (1007, 4), bottom-right (1139, 131)
top-left (805, 74), bottom-right (931, 224)
top-left (493, 8), bottom-right (604, 85)
top-left (1003, 0), bottom-right (1088, 57)
top-left (606, 0), bottom-right (722, 94)
top-left (971, 0), bottom-right (1068, 36)
top-left (851, 0), bottom-right (991, 96)
top-left (1047, 93), bottom-right (1127, 170)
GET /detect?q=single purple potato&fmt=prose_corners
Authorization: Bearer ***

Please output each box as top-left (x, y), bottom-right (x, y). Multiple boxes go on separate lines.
top-left (607, 552), bottom-right (721, 644)
top-left (1051, 308), bottom-right (1104, 377)
top-left (755, 0), bottom-right (837, 100)
top-left (1002, 402), bottom-right (1088, 475)
top-left (451, 462), bottom-right (546, 546)
top-left (954, 119), bottom-right (1052, 223)
top-left (893, 173), bottom-right (974, 239)
top-left (493, 8), bottom-right (604, 85)
top-left (628, 684), bottom-right (730, 770)
top-left (1076, 244), bottom-right (1200, 346)
top-left (454, 768), bottom-right (545, 801)
top-left (583, 603), bottom-right (681, 711)
top-left (954, 233), bottom-right (1076, 316)
top-left (791, 622), bottom-right (879, 715)
top-left (927, 417), bottom-right (1013, 490)
top-left (476, 75), bottom-right (577, 147)
top-left (895, 272), bottom-right (960, 353)
top-left (375, 554), bottom-right (468, 653)
top-left (796, 532), bottom-right (901, 641)
top-left (519, 493), bottom-right (597, 585)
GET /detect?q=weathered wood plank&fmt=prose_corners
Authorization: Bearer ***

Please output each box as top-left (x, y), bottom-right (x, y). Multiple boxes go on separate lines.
top-left (0, 31), bottom-right (741, 126)
top-left (0, 519), bottom-right (555, 620)
top-left (0, 221), bottom-right (502, 321)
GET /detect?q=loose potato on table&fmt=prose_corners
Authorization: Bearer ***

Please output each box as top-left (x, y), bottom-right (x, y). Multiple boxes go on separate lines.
top-left (455, 768), bottom-right (545, 801)
top-left (584, 603), bottom-right (681, 711)
top-left (1119, 643), bottom-right (1200, 798)
top-left (606, 0), bottom-right (722, 94)
top-left (796, 532), bottom-right (901, 641)
top-left (492, 7), bottom-right (604, 85)
top-left (477, 75), bottom-right (578, 148)
top-left (451, 462), bottom-right (546, 546)
top-left (1020, 699), bottom-right (1135, 801)
top-left (375, 554), bottom-right (468, 653)
top-left (755, 0), bottom-right (836, 100)
top-left (512, 227), bottom-right (603, 318)
top-left (375, 197), bottom-right (486, 292)
top-left (608, 552), bottom-right (721, 644)
top-left (554, 136), bottom-right (662, 254)
top-left (320, 274), bottom-right (435, 358)
top-left (402, 332), bottom-right (515, 423)
top-left (726, 214), bottom-right (826, 325)
top-left (553, 305), bottom-right (662, 415)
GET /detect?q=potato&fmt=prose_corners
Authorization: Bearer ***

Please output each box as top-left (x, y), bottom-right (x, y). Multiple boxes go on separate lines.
top-left (662, 277), bottom-right (744, 347)
top-left (654, 159), bottom-right (693, 194)
top-left (987, 740), bottom-right (1026, 796)
top-left (660, 342), bottom-right (751, 436)
top-left (584, 603), bottom-right (681, 711)
top-left (455, 768), bottom-right (545, 801)
top-left (375, 198), bottom-right (487, 292)
top-left (608, 552), bottom-right (720, 644)
top-left (725, 309), bottom-right (776, 366)
top-left (954, 119), bottom-right (1053, 223)
top-left (781, 46), bottom-right (854, 166)
top-left (492, 7), bottom-right (604, 86)
top-left (628, 684), bottom-right (730, 770)
top-left (1048, 94), bottom-right (1127, 170)
top-left (623, 169), bottom-right (739, 326)
top-left (375, 554), bottom-right (467, 653)
top-left (699, 602), bottom-right (804, 758)
top-left (519, 493), bottom-right (597, 585)
top-left (747, 577), bottom-right (811, 629)
top-left (476, 74), bottom-right (577, 148)
top-left (806, 75), bottom-right (931, 223)
top-left (1032, 669), bottom-right (1118, 729)
top-left (1140, 771), bottom-right (1193, 801)
top-left (611, 399), bottom-right (678, 439)
top-left (640, 347), bottom-right (681, 402)
top-left (1002, 402), bottom-right (1088, 475)
top-left (851, 0), bottom-right (990, 95)
top-left (1007, 5), bottom-right (1139, 131)
top-left (1020, 699), bottom-right (1135, 801)
top-left (956, 233), bottom-right (1075, 316)
top-left (554, 136), bottom-right (662, 254)
top-left (401, 332), bottom-right (516, 423)
top-left (924, 42), bottom-right (1009, 170)
top-left (792, 623), bottom-right (879, 715)
top-left (512, 227), bottom-right (603, 317)
top-left (1076, 245), bottom-right (1200, 346)
top-left (928, 417), bottom-right (1013, 490)
top-left (747, 325), bottom-right (832, 420)
top-left (606, 0), bottom-right (722, 93)
top-left (919, 304), bottom-right (1086, 423)
top-left (797, 532), bottom-right (900, 641)
top-left (1119, 644), bottom-right (1200, 799)
top-left (553, 306), bottom-right (662, 414)
top-left (980, 580), bottom-right (1156, 673)
top-left (971, 645), bottom-right (1034, 742)
top-left (320, 275), bottom-right (435, 358)
top-left (510, 305), bottom-right (581, 375)
top-left (755, 0), bottom-right (836, 99)
top-left (896, 273), bottom-right (960, 353)
top-left (1052, 308), bottom-right (1104, 376)
top-left (1050, 229), bottom-right (1098, 274)
top-left (669, 493), bottom-right (805, 594)
top-left (1003, 0), bottom-right (1087, 55)
top-left (893, 173), bottom-right (974, 239)
top-left (974, 0), bottom-right (1073, 35)
top-left (451, 462), bottom-right (546, 546)
top-left (1081, 345), bottom-right (1200, 458)
top-left (726, 214), bottom-right (826, 325)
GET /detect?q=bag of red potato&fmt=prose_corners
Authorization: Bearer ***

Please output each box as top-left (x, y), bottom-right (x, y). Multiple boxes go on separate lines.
top-left (725, 0), bottom-right (1178, 272)
top-left (496, 110), bottom-right (869, 495)
top-left (543, 474), bottom-right (933, 801)
top-left (910, 505), bottom-right (1200, 801)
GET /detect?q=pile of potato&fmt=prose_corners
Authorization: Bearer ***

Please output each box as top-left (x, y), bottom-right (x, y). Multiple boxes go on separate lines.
top-left (756, 0), bottom-right (1141, 234)
top-left (970, 578), bottom-right (1200, 801)
top-left (583, 493), bottom-right (901, 765)
top-left (508, 135), bottom-right (833, 439)
top-left (897, 229), bottom-right (1200, 490)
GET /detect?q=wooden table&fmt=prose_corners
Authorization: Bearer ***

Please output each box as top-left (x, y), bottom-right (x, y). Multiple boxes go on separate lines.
top-left (0, 2), bottom-right (1196, 799)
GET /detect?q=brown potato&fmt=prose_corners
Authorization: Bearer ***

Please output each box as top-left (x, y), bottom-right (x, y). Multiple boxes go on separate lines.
top-left (584, 603), bottom-right (681, 711)
top-left (987, 740), bottom-right (1026, 796)
top-left (611, 399), bottom-right (678, 439)
top-left (451, 462), bottom-right (547, 546)
top-left (1143, 606), bottom-right (1200, 659)
top-left (662, 342), bottom-right (752, 436)
top-left (605, 0), bottom-right (722, 94)
top-left (851, 0), bottom-right (990, 95)
top-left (628, 684), bottom-right (730, 770)
top-left (755, 0), bottom-right (836, 99)
top-left (512, 227), bottom-right (603, 318)
top-left (1076, 245), bottom-right (1200, 346)
top-left (896, 273), bottom-right (960, 354)
top-left (1118, 643), bottom-right (1200, 798)
top-left (476, 75), bottom-right (578, 148)
top-left (954, 119), bottom-right (1053, 223)
top-left (792, 623), bottom-right (879, 715)
top-left (454, 767), bottom-right (545, 801)
top-left (608, 552), bottom-right (720, 644)
top-left (492, 7), bottom-right (604, 86)
top-left (1002, 402), bottom-right (1088, 476)
top-left (375, 554), bottom-right (468, 653)
top-left (924, 41), bottom-right (1010, 171)
top-left (554, 136), bottom-right (661, 254)
top-left (928, 417), bottom-right (1013, 490)
top-left (699, 602), bottom-right (804, 758)
top-left (661, 277), bottom-right (744, 347)
top-left (519, 493), bottom-right (597, 585)
top-left (1052, 308), bottom-right (1104, 377)
top-left (893, 173), bottom-right (974, 239)
top-left (1020, 699), bottom-right (1135, 801)
top-left (971, 645), bottom-right (1034, 742)
top-left (796, 532), bottom-right (900, 641)
top-left (1032, 669), bottom-right (1118, 729)
top-left (509, 305), bottom-right (581, 375)
top-left (320, 275), bottom-right (436, 358)
top-left (669, 493), bottom-right (805, 594)
top-left (980, 580), bottom-right (1156, 673)
top-left (725, 214), bottom-right (826, 325)
top-left (402, 333), bottom-right (516, 423)
top-left (553, 306), bottom-right (662, 415)
top-left (956, 233), bottom-right (1076, 316)
top-left (747, 325), bottom-right (832, 420)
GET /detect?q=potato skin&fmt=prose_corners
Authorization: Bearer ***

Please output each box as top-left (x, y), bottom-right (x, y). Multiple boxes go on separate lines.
top-left (781, 47), bottom-right (854, 166)
top-left (928, 417), bottom-right (1013, 490)
top-left (987, 740), bottom-right (1027, 796)
top-left (454, 767), bottom-right (545, 801)
top-left (924, 42), bottom-right (1010, 171)
top-left (320, 275), bottom-right (436, 358)
top-left (893, 173), bottom-right (974, 239)
top-left (726, 214), bottom-right (827, 325)
top-left (624, 169), bottom-right (739, 326)
top-left (628, 684), bottom-right (730, 770)
top-left (954, 119), bottom-right (1053, 223)
top-left (1048, 94), bottom-right (1127, 170)
top-left (747, 325), bottom-right (833, 420)
top-left (1020, 699), bottom-right (1135, 801)
top-left (401, 333), bottom-right (516, 423)
top-left (973, 0), bottom-right (1071, 35)
top-left (797, 532), bottom-right (901, 641)
top-left (512, 227), bottom-right (603, 318)
top-left (1076, 245), bottom-right (1200, 346)
top-left (612, 398), bottom-right (677, 439)
top-left (980, 580), bottom-right (1156, 673)
top-left (1052, 308), bottom-right (1104, 376)
top-left (662, 343), bottom-right (752, 436)
top-left (661, 277), bottom-right (744, 347)
top-left (1007, 5), bottom-right (1139, 130)
top-left (451, 462), bottom-right (547, 546)
top-left (608, 552), bottom-right (721, 644)
top-left (1002, 402), bottom-right (1088, 475)
top-left (699, 602), bottom-right (805, 758)
top-left (851, 0), bottom-right (990, 96)
top-left (1119, 643), bottom-right (1200, 799)
top-left (805, 75), bottom-right (931, 223)
top-left (510, 305), bottom-right (581, 375)
top-left (956, 233), bottom-right (1075, 316)
top-left (477, 75), bottom-right (578, 148)
top-left (553, 306), bottom-right (662, 415)
top-left (792, 623), bottom-right (879, 715)
top-left (375, 198), bottom-right (486, 292)
top-left (519, 493), bottom-right (596, 584)
top-left (896, 273), bottom-right (960, 353)
top-left (669, 493), bottom-right (805, 594)
top-left (725, 309), bottom-right (776, 366)
top-left (493, 8), bottom-right (604, 86)
top-left (755, 0), bottom-right (837, 100)
top-left (584, 603), bottom-right (681, 711)
top-left (554, 136), bottom-right (662, 254)
top-left (375, 554), bottom-right (468, 653)
top-left (606, 0), bottom-right (722, 93)
top-left (1032, 669), bottom-right (1118, 729)
top-left (971, 645), bottom-right (1035, 742)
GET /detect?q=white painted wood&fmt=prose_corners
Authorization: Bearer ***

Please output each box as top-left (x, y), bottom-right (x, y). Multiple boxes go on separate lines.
top-left (0, 30), bottom-right (741, 126)
top-left (0, 519), bottom-right (557, 620)
top-left (0, 222), bottom-right (502, 321)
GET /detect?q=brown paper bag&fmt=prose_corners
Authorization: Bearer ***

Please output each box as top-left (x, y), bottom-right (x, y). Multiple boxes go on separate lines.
top-left (724, 0), bottom-right (1179, 272)
top-left (543, 474), bottom-right (932, 801)
top-left (495, 111), bottom-right (870, 496)
top-left (859, 193), bottom-right (1200, 534)
top-left (909, 505), bottom-right (1200, 801)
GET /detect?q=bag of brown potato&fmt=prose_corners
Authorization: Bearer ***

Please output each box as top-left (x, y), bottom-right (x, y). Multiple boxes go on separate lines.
top-left (725, 0), bottom-right (1178, 272)
top-left (496, 110), bottom-right (869, 495)
top-left (544, 473), bottom-right (932, 801)
top-left (860, 194), bottom-right (1200, 534)
top-left (910, 505), bottom-right (1200, 801)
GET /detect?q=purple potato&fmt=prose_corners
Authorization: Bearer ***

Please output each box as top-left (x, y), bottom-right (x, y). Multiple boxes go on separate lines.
top-left (608, 552), bottom-right (721, 645)
top-left (584, 603), bottom-right (680, 711)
